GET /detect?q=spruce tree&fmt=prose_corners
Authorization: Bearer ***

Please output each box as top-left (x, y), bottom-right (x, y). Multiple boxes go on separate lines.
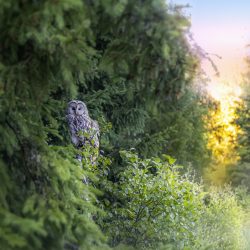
top-left (0, 1), bottom-right (108, 249)
top-left (79, 0), bottom-right (210, 170)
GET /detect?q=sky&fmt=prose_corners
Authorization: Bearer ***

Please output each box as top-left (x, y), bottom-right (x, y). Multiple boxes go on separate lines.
top-left (171, 0), bottom-right (250, 99)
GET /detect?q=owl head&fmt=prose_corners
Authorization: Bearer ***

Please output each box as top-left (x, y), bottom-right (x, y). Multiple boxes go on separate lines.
top-left (67, 100), bottom-right (89, 117)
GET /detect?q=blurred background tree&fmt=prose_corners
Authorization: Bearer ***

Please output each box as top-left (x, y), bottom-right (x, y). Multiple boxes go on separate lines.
top-left (227, 57), bottom-right (250, 191)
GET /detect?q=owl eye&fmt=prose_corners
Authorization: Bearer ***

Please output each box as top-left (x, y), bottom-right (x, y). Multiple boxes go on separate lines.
top-left (72, 107), bottom-right (75, 111)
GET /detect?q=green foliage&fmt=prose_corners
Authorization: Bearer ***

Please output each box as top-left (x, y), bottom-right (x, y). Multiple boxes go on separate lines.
top-left (196, 187), bottom-right (246, 250)
top-left (103, 151), bottom-right (202, 248)
top-left (0, 0), bottom-right (240, 249)
top-left (76, 0), bottom-right (210, 170)
top-left (0, 0), bottom-right (107, 249)
top-left (0, 145), bottom-right (109, 250)
top-left (98, 151), bottom-right (246, 250)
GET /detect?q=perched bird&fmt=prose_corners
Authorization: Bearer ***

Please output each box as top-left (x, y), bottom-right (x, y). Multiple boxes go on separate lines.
top-left (66, 100), bottom-right (100, 149)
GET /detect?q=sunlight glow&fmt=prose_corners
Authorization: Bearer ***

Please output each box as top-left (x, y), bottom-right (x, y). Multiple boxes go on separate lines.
top-left (205, 82), bottom-right (243, 185)
top-left (207, 82), bottom-right (242, 102)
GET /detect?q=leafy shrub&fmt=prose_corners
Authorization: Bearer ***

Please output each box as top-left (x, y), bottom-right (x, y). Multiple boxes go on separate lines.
top-left (98, 151), bottom-right (246, 250)
top-left (195, 187), bottom-right (246, 250)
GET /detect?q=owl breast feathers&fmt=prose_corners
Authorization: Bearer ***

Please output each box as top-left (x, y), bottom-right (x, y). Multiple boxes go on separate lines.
top-left (66, 100), bottom-right (100, 148)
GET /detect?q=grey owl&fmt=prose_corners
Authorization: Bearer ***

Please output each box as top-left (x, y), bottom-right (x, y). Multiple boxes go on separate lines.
top-left (66, 100), bottom-right (100, 148)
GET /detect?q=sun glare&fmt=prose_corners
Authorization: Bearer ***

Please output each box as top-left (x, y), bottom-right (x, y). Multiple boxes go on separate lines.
top-left (205, 81), bottom-right (243, 185)
top-left (207, 82), bottom-right (242, 102)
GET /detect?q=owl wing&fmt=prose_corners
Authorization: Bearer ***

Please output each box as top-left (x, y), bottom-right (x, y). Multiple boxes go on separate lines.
top-left (75, 117), bottom-right (91, 144)
top-left (66, 114), bottom-right (80, 146)
top-left (72, 116), bottom-right (100, 148)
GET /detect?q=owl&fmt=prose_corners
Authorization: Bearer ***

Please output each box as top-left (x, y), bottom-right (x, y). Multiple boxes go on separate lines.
top-left (66, 100), bottom-right (100, 149)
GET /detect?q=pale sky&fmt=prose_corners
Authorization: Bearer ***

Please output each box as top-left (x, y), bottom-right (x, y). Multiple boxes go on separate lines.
top-left (171, 0), bottom-right (250, 98)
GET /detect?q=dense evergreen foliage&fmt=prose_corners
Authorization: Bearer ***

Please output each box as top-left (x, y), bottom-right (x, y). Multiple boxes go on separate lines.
top-left (0, 0), bottom-right (247, 249)
top-left (74, 0), bottom-right (210, 170)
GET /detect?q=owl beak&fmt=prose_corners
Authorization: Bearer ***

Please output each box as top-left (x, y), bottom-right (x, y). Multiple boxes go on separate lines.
top-left (75, 106), bottom-right (80, 116)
